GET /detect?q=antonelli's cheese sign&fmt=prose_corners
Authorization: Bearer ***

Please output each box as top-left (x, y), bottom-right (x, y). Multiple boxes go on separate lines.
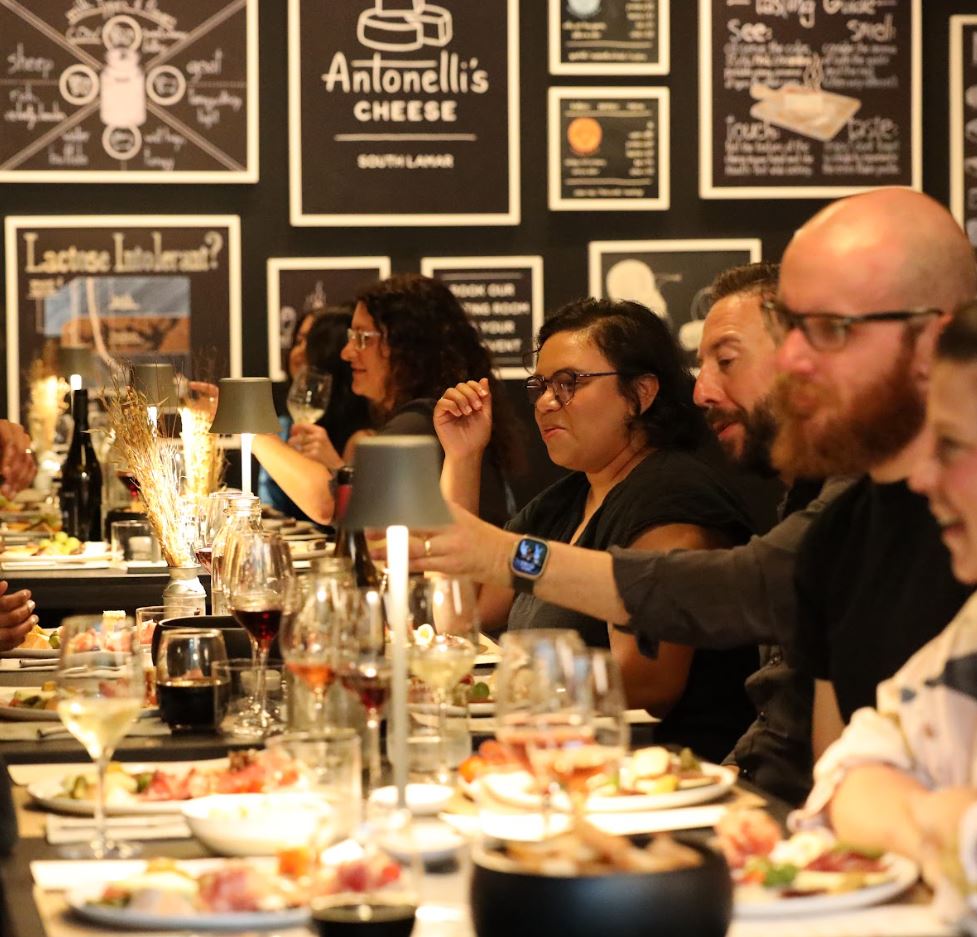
top-left (288, 0), bottom-right (521, 226)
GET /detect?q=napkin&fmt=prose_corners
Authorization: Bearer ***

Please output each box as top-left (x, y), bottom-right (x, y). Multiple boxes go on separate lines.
top-left (0, 718), bottom-right (171, 742)
top-left (46, 813), bottom-right (191, 845)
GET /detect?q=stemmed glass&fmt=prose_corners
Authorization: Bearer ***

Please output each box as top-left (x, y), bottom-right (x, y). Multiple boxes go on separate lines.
top-left (407, 574), bottom-right (479, 784)
top-left (338, 586), bottom-right (392, 792)
top-left (287, 367), bottom-right (333, 426)
top-left (281, 572), bottom-right (344, 727)
top-left (224, 529), bottom-right (295, 737)
top-left (526, 649), bottom-right (628, 818)
top-left (494, 629), bottom-right (586, 831)
top-left (56, 616), bottom-right (144, 858)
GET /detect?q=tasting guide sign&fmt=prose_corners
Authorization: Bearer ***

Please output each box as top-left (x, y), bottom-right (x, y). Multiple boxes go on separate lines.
top-left (288, 0), bottom-right (520, 226)
top-left (548, 0), bottom-right (669, 76)
top-left (4, 216), bottom-right (242, 422)
top-left (0, 0), bottom-right (258, 183)
top-left (951, 16), bottom-right (977, 252)
top-left (420, 257), bottom-right (543, 378)
top-left (267, 257), bottom-right (392, 382)
top-left (699, 0), bottom-right (921, 198)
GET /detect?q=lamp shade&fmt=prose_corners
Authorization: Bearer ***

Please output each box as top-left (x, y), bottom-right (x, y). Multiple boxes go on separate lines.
top-left (131, 363), bottom-right (175, 406)
top-left (344, 436), bottom-right (453, 529)
top-left (57, 346), bottom-right (95, 382)
top-left (208, 377), bottom-right (281, 435)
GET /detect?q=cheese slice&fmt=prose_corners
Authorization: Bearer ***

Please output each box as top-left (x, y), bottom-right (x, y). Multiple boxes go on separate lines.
top-left (357, 10), bottom-right (423, 51)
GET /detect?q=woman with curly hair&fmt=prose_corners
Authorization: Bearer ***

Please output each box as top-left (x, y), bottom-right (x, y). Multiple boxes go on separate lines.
top-left (254, 274), bottom-right (518, 526)
top-left (434, 297), bottom-right (758, 762)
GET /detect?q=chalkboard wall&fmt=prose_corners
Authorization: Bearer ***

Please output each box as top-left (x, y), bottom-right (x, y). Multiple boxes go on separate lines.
top-left (1, 1), bottom-right (974, 506)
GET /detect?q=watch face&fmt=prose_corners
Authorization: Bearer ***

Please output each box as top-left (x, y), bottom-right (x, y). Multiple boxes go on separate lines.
top-left (513, 538), bottom-right (547, 577)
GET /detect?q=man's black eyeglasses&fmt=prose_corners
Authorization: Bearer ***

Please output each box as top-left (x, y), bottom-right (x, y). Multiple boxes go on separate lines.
top-left (761, 299), bottom-right (941, 352)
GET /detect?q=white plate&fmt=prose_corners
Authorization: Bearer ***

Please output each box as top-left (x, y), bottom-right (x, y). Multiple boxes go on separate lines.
top-left (28, 766), bottom-right (198, 816)
top-left (468, 701), bottom-right (495, 717)
top-left (66, 882), bottom-right (309, 931)
top-left (4, 646), bottom-right (59, 659)
top-left (477, 764), bottom-right (736, 814)
top-left (370, 783), bottom-right (455, 816)
top-left (734, 853), bottom-right (919, 918)
top-left (380, 819), bottom-right (466, 864)
top-left (0, 698), bottom-right (158, 722)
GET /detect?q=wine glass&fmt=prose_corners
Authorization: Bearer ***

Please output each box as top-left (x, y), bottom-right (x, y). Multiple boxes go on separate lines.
top-left (224, 530), bottom-right (295, 737)
top-left (56, 616), bottom-right (144, 858)
top-left (338, 586), bottom-right (392, 792)
top-left (494, 629), bottom-right (586, 831)
top-left (287, 367), bottom-right (333, 426)
top-left (406, 574), bottom-right (479, 784)
top-left (281, 570), bottom-right (346, 727)
top-left (155, 629), bottom-right (229, 733)
top-left (527, 649), bottom-right (628, 818)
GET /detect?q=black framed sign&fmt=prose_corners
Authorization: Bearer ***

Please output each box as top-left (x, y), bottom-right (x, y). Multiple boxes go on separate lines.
top-left (288, 0), bottom-right (520, 227)
top-left (4, 215), bottom-right (242, 421)
top-left (548, 87), bottom-right (668, 211)
top-left (548, 0), bottom-right (669, 76)
top-left (0, 0), bottom-right (258, 183)
top-left (589, 238), bottom-right (762, 360)
top-left (266, 256), bottom-right (392, 381)
top-left (420, 256), bottom-right (543, 378)
top-left (699, 0), bottom-right (921, 199)
top-left (951, 16), bottom-right (977, 250)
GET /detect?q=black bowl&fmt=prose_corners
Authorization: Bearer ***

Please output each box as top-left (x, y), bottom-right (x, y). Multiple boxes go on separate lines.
top-left (470, 838), bottom-right (731, 937)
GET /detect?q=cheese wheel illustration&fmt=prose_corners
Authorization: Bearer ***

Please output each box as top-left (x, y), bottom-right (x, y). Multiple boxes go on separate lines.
top-left (418, 4), bottom-right (452, 46)
top-left (357, 10), bottom-right (423, 51)
top-left (567, 116), bottom-right (602, 155)
top-left (377, 0), bottom-right (424, 11)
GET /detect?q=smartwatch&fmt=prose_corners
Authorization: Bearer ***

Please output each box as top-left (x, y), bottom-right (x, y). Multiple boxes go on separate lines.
top-left (510, 536), bottom-right (549, 595)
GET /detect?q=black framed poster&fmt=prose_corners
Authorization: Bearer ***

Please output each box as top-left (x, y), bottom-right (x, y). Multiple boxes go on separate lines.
top-left (420, 256), bottom-right (543, 378)
top-left (4, 215), bottom-right (242, 421)
top-left (589, 239), bottom-right (762, 360)
top-left (266, 256), bottom-right (392, 381)
top-left (548, 87), bottom-right (668, 211)
top-left (0, 0), bottom-right (258, 183)
top-left (548, 0), bottom-right (669, 76)
top-left (951, 16), bottom-right (977, 250)
top-left (288, 0), bottom-right (520, 227)
top-left (699, 0), bottom-right (921, 199)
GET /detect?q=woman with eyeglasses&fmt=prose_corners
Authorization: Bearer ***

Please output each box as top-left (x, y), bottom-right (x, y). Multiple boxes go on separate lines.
top-left (253, 274), bottom-right (518, 527)
top-left (436, 297), bottom-right (758, 763)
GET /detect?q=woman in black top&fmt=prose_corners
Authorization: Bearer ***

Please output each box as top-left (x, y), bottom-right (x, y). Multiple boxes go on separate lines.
top-left (436, 298), bottom-right (757, 762)
top-left (255, 274), bottom-right (519, 527)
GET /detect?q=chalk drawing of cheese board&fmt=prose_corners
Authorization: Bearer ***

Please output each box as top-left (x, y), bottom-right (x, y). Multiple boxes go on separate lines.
top-left (749, 83), bottom-right (861, 143)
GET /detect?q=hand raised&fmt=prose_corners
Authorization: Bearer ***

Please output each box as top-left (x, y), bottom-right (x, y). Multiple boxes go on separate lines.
top-left (434, 379), bottom-right (493, 461)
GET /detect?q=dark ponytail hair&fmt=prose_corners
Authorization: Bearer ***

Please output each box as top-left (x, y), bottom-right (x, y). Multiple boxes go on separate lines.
top-left (937, 300), bottom-right (977, 363)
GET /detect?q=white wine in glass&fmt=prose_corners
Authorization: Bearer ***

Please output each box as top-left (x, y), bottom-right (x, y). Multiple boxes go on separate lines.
top-left (56, 616), bottom-right (144, 858)
top-left (287, 367), bottom-right (332, 425)
top-left (406, 574), bottom-right (479, 784)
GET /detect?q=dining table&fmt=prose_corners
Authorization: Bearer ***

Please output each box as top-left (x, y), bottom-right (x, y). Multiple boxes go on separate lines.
top-left (0, 724), bottom-right (962, 937)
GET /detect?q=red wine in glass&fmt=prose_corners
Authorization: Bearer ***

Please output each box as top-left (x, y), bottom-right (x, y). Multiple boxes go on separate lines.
top-left (340, 663), bottom-right (391, 711)
top-left (232, 606), bottom-right (283, 649)
top-left (195, 547), bottom-right (213, 573)
top-left (117, 472), bottom-right (141, 497)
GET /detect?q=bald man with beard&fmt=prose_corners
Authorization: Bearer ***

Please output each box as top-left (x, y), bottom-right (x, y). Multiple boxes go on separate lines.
top-left (767, 188), bottom-right (976, 758)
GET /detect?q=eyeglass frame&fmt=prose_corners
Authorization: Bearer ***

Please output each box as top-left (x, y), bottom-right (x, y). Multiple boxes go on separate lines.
top-left (525, 369), bottom-right (626, 407)
top-left (346, 327), bottom-right (383, 350)
top-left (760, 299), bottom-right (941, 352)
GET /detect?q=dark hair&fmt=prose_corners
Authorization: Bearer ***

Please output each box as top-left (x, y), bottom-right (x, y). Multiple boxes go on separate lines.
top-left (356, 274), bottom-right (521, 471)
top-left (937, 300), bottom-right (977, 362)
top-left (709, 262), bottom-right (780, 304)
top-left (303, 306), bottom-right (371, 454)
top-left (536, 298), bottom-right (707, 450)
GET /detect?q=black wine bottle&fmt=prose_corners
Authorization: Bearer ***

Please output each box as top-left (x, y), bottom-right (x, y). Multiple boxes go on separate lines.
top-left (332, 466), bottom-right (380, 588)
top-left (61, 389), bottom-right (103, 541)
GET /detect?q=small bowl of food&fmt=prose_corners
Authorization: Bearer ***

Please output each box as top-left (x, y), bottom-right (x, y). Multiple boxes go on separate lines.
top-left (470, 822), bottom-right (731, 937)
top-left (182, 793), bottom-right (332, 856)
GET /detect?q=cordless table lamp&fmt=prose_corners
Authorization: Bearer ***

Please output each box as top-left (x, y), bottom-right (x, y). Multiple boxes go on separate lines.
top-left (343, 435), bottom-right (453, 809)
top-left (131, 362), bottom-right (176, 429)
top-left (208, 377), bottom-right (280, 496)
top-left (58, 346), bottom-right (95, 392)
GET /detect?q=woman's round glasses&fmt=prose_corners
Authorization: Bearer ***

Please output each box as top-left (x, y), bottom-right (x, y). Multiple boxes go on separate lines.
top-left (525, 369), bottom-right (623, 407)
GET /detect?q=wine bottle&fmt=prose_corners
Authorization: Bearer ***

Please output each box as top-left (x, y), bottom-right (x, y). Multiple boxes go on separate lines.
top-left (332, 466), bottom-right (380, 588)
top-left (61, 388), bottom-right (103, 542)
